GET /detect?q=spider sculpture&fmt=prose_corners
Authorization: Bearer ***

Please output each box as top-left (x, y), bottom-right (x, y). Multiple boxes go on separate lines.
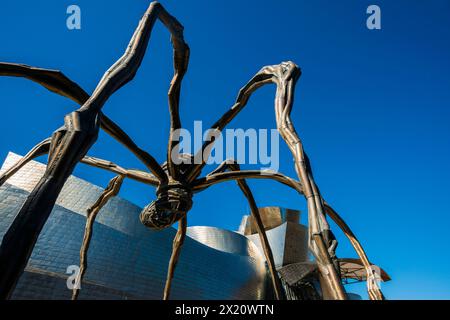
top-left (0, 2), bottom-right (385, 300)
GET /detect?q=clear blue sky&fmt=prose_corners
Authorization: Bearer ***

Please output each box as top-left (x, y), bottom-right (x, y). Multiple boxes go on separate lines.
top-left (1, 0), bottom-right (449, 299)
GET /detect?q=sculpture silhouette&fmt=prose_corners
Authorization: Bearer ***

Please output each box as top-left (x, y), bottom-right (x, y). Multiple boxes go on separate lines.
top-left (0, 1), bottom-right (385, 300)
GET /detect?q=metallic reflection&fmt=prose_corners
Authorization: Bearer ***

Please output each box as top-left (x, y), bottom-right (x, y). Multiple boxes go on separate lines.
top-left (0, 153), bottom-right (267, 300)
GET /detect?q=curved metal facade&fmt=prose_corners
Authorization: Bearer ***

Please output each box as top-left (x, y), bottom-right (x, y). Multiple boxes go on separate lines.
top-left (0, 153), bottom-right (267, 300)
top-left (186, 226), bottom-right (263, 259)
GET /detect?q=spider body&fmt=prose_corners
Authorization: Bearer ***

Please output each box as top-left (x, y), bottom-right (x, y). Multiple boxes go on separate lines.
top-left (140, 181), bottom-right (193, 230)
top-left (139, 152), bottom-right (195, 230)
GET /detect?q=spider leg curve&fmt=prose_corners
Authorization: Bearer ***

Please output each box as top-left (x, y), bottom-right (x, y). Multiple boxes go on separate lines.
top-left (192, 170), bottom-right (303, 194)
top-left (0, 63), bottom-right (165, 181)
top-left (203, 160), bottom-right (285, 300)
top-left (0, 143), bottom-right (158, 301)
top-left (72, 175), bottom-right (125, 300)
top-left (0, 1), bottom-right (191, 182)
top-left (185, 61), bottom-right (346, 299)
top-left (163, 216), bottom-right (187, 300)
top-left (0, 137), bottom-right (51, 187)
top-left (0, 111), bottom-right (100, 299)
top-left (194, 170), bottom-right (385, 300)
top-left (0, 138), bottom-right (159, 188)
top-left (0, 2), bottom-right (187, 298)
top-left (323, 203), bottom-right (385, 300)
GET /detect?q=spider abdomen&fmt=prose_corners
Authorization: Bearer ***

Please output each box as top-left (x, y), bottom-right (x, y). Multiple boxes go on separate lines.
top-left (139, 183), bottom-right (193, 230)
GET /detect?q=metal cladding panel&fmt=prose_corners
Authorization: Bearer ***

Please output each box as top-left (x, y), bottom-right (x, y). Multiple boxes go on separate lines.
top-left (247, 223), bottom-right (287, 268)
top-left (0, 152), bottom-right (267, 300)
top-left (186, 226), bottom-right (263, 259)
top-left (238, 207), bottom-right (301, 235)
top-left (278, 262), bottom-right (317, 286)
top-left (283, 222), bottom-right (309, 266)
top-left (246, 222), bottom-right (309, 268)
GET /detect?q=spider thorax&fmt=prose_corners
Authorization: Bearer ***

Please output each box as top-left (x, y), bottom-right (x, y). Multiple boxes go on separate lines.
top-left (139, 182), bottom-right (193, 230)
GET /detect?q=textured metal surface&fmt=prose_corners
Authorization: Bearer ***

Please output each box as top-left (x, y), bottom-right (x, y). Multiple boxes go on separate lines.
top-left (338, 258), bottom-right (390, 282)
top-left (278, 262), bottom-right (317, 286)
top-left (186, 226), bottom-right (262, 259)
top-left (0, 153), bottom-right (267, 300)
top-left (238, 207), bottom-right (300, 235)
top-left (246, 222), bottom-right (309, 268)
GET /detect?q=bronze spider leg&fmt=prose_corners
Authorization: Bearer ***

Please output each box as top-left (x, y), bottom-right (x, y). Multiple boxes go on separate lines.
top-left (205, 160), bottom-right (285, 300)
top-left (0, 141), bottom-right (158, 301)
top-left (161, 168), bottom-right (303, 300)
top-left (0, 64), bottom-right (164, 181)
top-left (185, 61), bottom-right (346, 299)
top-left (193, 170), bottom-right (303, 194)
top-left (0, 137), bottom-right (51, 187)
top-left (163, 21), bottom-right (189, 181)
top-left (323, 203), bottom-right (385, 300)
top-left (0, 1), bottom-right (189, 298)
top-left (71, 175), bottom-right (126, 300)
top-left (0, 138), bottom-right (159, 188)
top-left (163, 216), bottom-right (187, 300)
top-left (0, 110), bottom-right (101, 299)
top-left (194, 171), bottom-right (385, 300)
top-left (0, 146), bottom-right (158, 301)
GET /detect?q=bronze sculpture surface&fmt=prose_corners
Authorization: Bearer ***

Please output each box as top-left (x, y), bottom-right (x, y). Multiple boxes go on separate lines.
top-left (0, 1), bottom-right (386, 300)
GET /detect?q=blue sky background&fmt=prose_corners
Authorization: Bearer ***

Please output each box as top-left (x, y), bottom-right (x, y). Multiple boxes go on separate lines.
top-left (1, 0), bottom-right (450, 299)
